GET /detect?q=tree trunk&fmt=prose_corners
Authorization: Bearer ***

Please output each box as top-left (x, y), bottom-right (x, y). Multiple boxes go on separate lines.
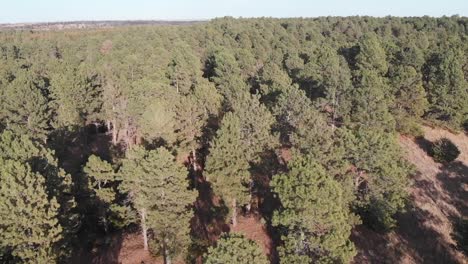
top-left (192, 147), bottom-right (198, 171)
top-left (124, 120), bottom-right (130, 149)
top-left (232, 198), bottom-right (237, 227)
top-left (163, 238), bottom-right (172, 264)
top-left (112, 119), bottom-right (118, 145)
top-left (332, 89), bottom-right (337, 132)
top-left (140, 208), bottom-right (148, 251)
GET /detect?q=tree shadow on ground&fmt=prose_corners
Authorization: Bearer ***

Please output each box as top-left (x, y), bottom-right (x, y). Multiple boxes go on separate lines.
top-left (437, 161), bottom-right (468, 217)
top-left (395, 205), bottom-right (461, 264)
top-left (187, 168), bottom-right (230, 264)
top-left (352, 204), bottom-right (461, 264)
top-left (249, 149), bottom-right (286, 264)
top-left (451, 218), bottom-right (468, 256)
top-left (49, 124), bottom-right (126, 263)
top-left (414, 136), bottom-right (434, 155)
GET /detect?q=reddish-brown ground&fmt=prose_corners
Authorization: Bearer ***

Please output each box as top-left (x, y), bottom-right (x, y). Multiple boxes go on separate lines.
top-left (352, 126), bottom-right (468, 264)
top-left (230, 215), bottom-right (273, 257)
top-left (80, 126), bottom-right (467, 264)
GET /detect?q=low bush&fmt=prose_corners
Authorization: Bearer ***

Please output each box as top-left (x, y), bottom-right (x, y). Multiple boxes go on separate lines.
top-left (429, 138), bottom-right (460, 163)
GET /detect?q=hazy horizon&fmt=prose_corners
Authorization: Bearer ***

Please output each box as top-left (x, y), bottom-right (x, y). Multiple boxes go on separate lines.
top-left (1, 0), bottom-right (467, 24)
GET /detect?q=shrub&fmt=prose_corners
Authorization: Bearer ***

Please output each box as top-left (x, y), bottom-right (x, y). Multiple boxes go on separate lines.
top-left (429, 138), bottom-right (460, 163)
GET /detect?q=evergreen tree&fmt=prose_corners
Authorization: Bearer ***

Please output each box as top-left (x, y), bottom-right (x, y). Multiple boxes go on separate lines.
top-left (48, 63), bottom-right (102, 130)
top-left (271, 155), bottom-right (356, 264)
top-left (0, 130), bottom-right (77, 260)
top-left (423, 47), bottom-right (468, 129)
top-left (297, 45), bottom-right (353, 123)
top-left (273, 86), bottom-right (338, 166)
top-left (204, 233), bottom-right (268, 264)
top-left (345, 127), bottom-right (411, 230)
top-left (389, 65), bottom-right (428, 135)
top-left (204, 112), bottom-right (250, 227)
top-left (118, 147), bottom-right (196, 263)
top-left (0, 158), bottom-right (62, 263)
top-left (0, 69), bottom-right (50, 140)
top-left (84, 155), bottom-right (118, 232)
top-left (230, 91), bottom-right (278, 162)
top-left (355, 33), bottom-right (388, 75)
top-left (349, 69), bottom-right (395, 130)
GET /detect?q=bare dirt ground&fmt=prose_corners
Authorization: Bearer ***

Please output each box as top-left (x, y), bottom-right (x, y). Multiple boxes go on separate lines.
top-left (81, 126), bottom-right (467, 264)
top-left (230, 215), bottom-right (273, 258)
top-left (352, 126), bottom-right (468, 264)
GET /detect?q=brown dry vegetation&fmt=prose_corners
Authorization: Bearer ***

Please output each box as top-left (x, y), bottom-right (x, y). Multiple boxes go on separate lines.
top-left (353, 126), bottom-right (468, 264)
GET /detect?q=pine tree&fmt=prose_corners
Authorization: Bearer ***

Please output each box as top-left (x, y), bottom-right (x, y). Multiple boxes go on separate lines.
top-left (84, 155), bottom-right (117, 232)
top-left (0, 69), bottom-right (50, 140)
top-left (204, 233), bottom-right (268, 264)
top-left (344, 127), bottom-right (412, 230)
top-left (48, 63), bottom-right (102, 130)
top-left (118, 146), bottom-right (196, 263)
top-left (204, 112), bottom-right (251, 227)
top-left (0, 158), bottom-right (62, 263)
top-left (166, 42), bottom-right (202, 95)
top-left (139, 98), bottom-right (177, 145)
top-left (0, 130), bottom-right (77, 260)
top-left (271, 155), bottom-right (357, 264)
top-left (349, 69), bottom-right (395, 130)
top-left (230, 91), bottom-right (278, 162)
top-left (389, 65), bottom-right (428, 135)
top-left (273, 86), bottom-right (332, 151)
top-left (355, 33), bottom-right (388, 75)
top-left (423, 47), bottom-right (468, 129)
top-left (297, 44), bottom-right (353, 123)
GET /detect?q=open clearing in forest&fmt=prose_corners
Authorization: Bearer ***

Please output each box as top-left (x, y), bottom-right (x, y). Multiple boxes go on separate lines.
top-left (353, 126), bottom-right (468, 264)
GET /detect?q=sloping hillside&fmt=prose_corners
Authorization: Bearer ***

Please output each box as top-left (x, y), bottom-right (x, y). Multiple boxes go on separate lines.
top-left (353, 126), bottom-right (468, 264)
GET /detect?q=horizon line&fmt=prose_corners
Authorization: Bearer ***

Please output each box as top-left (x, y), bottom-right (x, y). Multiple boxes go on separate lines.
top-left (1, 14), bottom-right (466, 25)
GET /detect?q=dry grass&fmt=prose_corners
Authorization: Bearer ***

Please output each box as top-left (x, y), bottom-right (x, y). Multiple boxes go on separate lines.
top-left (353, 126), bottom-right (468, 264)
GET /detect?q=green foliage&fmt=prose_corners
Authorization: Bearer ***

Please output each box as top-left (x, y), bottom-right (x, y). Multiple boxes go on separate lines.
top-left (0, 69), bottom-right (50, 140)
top-left (0, 16), bottom-right (467, 262)
top-left (349, 69), bottom-right (395, 130)
top-left (344, 128), bottom-right (412, 230)
top-left (423, 46), bottom-right (468, 129)
top-left (118, 146), bottom-right (196, 260)
top-left (139, 98), bottom-right (177, 144)
top-left (389, 65), bottom-right (428, 136)
top-left (205, 112), bottom-right (251, 206)
top-left (273, 87), bottom-right (333, 155)
top-left (271, 155), bottom-right (357, 263)
top-left (49, 62), bottom-right (102, 129)
top-left (355, 33), bottom-right (388, 74)
top-left (204, 233), bottom-right (268, 264)
top-left (84, 155), bottom-right (128, 230)
top-left (0, 130), bottom-right (77, 260)
top-left (0, 158), bottom-right (62, 263)
top-left (429, 138), bottom-right (460, 163)
top-left (230, 91), bottom-right (278, 162)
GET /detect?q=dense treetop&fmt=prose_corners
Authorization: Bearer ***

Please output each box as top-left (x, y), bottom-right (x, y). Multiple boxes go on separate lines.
top-left (0, 16), bottom-right (467, 263)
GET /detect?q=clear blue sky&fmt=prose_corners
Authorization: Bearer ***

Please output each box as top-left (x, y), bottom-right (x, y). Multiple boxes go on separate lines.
top-left (1, 0), bottom-right (467, 23)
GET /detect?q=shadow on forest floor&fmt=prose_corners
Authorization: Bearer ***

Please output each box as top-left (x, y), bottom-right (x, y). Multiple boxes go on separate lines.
top-left (353, 135), bottom-right (468, 264)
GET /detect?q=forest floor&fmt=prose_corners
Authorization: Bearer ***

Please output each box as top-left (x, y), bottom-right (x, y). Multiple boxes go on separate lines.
top-left (81, 215), bottom-right (270, 264)
top-left (79, 126), bottom-right (467, 264)
top-left (352, 126), bottom-right (468, 264)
